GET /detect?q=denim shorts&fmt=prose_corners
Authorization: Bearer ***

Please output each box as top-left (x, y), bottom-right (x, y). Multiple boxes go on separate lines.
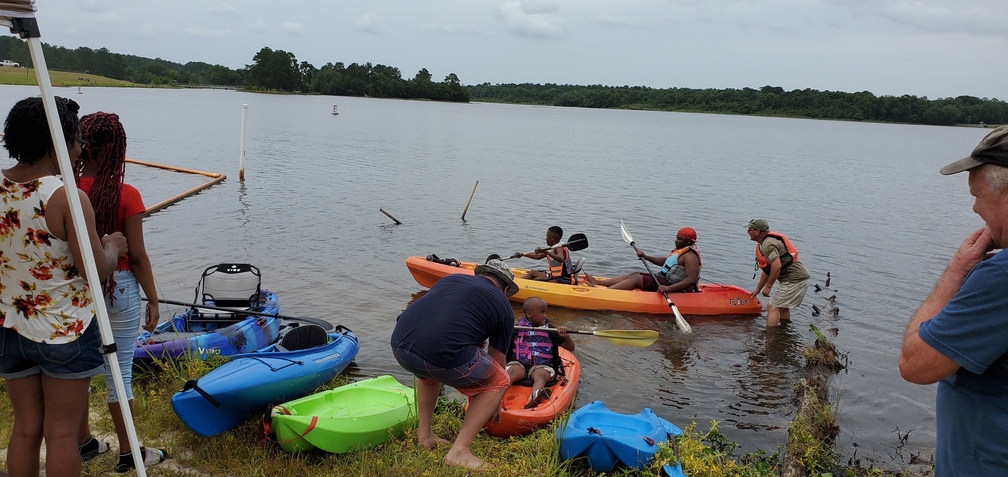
top-left (0, 319), bottom-right (105, 380)
top-left (393, 345), bottom-right (510, 397)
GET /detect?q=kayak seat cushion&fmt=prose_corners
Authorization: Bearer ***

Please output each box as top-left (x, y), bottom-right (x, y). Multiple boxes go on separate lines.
top-left (279, 324), bottom-right (329, 351)
top-left (197, 263), bottom-right (262, 309)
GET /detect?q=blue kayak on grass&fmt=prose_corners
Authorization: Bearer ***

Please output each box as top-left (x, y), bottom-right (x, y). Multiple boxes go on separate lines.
top-left (557, 400), bottom-right (683, 473)
top-left (170, 324), bottom-right (358, 437)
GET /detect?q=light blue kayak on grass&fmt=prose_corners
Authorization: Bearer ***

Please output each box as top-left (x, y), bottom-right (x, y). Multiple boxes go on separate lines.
top-left (557, 400), bottom-right (683, 473)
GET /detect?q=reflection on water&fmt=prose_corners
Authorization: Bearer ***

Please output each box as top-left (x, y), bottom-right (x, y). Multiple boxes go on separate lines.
top-left (0, 85), bottom-right (989, 464)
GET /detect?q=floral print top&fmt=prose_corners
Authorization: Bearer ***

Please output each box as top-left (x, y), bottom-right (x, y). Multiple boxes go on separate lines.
top-left (0, 175), bottom-right (95, 343)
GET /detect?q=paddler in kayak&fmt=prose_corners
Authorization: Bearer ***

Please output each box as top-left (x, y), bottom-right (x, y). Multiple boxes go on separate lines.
top-left (512, 226), bottom-right (575, 283)
top-left (584, 227), bottom-right (701, 293)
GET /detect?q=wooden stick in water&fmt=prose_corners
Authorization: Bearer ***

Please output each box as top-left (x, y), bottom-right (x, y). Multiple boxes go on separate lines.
top-left (380, 208), bottom-right (403, 225)
top-left (461, 180), bottom-right (479, 220)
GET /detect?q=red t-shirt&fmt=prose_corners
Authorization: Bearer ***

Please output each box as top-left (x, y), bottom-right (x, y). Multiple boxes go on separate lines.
top-left (77, 177), bottom-right (147, 271)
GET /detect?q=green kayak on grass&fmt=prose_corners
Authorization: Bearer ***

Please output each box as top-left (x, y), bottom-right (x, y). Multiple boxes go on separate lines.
top-left (269, 375), bottom-right (417, 453)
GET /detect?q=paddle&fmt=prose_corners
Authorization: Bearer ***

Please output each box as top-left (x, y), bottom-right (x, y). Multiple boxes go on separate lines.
top-left (507, 233), bottom-right (588, 259)
top-left (146, 298), bottom-right (335, 331)
top-left (619, 220), bottom-right (693, 334)
top-left (514, 325), bottom-right (659, 347)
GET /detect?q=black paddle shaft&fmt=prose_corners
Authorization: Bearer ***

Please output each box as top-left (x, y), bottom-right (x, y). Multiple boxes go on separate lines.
top-left (147, 298), bottom-right (334, 331)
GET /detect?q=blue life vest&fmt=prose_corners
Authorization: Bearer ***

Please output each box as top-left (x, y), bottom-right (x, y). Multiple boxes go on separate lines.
top-left (514, 317), bottom-right (554, 366)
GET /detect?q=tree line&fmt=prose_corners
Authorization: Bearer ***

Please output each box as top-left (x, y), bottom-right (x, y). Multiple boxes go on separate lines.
top-left (1, 36), bottom-right (1004, 126)
top-left (466, 83), bottom-right (1007, 126)
top-left (0, 38), bottom-right (469, 102)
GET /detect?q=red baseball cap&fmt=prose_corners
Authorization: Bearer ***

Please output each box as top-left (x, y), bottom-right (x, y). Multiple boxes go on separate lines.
top-left (676, 227), bottom-right (697, 241)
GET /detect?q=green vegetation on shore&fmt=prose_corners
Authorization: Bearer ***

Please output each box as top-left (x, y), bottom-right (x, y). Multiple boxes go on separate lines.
top-left (0, 66), bottom-right (139, 87)
top-left (1, 36), bottom-right (1004, 126)
top-left (467, 83), bottom-right (1008, 127)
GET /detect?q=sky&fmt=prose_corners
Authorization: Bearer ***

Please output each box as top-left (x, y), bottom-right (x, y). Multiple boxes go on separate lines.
top-left (30, 0), bottom-right (1008, 100)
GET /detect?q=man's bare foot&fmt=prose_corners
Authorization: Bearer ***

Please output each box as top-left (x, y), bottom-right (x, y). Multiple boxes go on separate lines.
top-left (418, 434), bottom-right (449, 449)
top-left (444, 449), bottom-right (494, 470)
top-left (583, 272), bottom-right (600, 287)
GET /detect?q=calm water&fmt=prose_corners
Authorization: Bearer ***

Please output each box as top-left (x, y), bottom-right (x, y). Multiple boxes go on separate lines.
top-left (0, 85), bottom-right (988, 465)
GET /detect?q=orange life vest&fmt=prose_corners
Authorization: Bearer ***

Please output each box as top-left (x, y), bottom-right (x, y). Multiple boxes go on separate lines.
top-left (547, 247), bottom-right (571, 279)
top-left (755, 232), bottom-right (799, 275)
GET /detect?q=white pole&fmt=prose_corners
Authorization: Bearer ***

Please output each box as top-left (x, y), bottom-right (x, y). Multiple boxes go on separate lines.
top-left (239, 104), bottom-right (248, 181)
top-left (26, 37), bottom-right (148, 477)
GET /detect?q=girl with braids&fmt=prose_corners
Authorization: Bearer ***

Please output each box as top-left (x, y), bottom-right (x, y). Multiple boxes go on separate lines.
top-left (0, 96), bottom-right (127, 477)
top-left (74, 111), bottom-right (167, 473)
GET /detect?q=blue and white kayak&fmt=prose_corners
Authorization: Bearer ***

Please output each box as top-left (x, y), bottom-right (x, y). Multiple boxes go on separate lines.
top-left (557, 400), bottom-right (683, 473)
top-left (170, 324), bottom-right (358, 437)
top-left (134, 290), bottom-right (283, 363)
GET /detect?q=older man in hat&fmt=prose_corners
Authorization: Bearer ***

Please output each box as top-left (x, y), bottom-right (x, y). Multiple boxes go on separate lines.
top-left (899, 126), bottom-right (1008, 476)
top-left (746, 218), bottom-right (810, 327)
top-left (391, 258), bottom-right (517, 470)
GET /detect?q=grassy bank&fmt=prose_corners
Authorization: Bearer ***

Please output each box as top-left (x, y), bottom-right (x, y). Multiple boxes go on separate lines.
top-left (0, 327), bottom-right (932, 476)
top-left (0, 66), bottom-right (140, 87)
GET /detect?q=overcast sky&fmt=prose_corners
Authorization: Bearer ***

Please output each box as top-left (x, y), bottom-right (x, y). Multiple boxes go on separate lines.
top-left (31, 0), bottom-right (1008, 100)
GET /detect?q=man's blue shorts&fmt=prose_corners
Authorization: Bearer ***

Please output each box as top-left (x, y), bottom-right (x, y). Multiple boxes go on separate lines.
top-left (0, 320), bottom-right (105, 380)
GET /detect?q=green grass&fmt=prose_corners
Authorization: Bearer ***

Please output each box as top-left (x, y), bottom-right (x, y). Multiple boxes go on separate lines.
top-left (0, 66), bottom-right (141, 87)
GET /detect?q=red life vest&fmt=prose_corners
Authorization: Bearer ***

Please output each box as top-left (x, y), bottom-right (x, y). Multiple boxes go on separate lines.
top-left (755, 232), bottom-right (799, 275)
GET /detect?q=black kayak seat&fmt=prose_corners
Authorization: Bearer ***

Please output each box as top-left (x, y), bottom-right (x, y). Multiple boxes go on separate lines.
top-left (278, 324), bottom-right (329, 351)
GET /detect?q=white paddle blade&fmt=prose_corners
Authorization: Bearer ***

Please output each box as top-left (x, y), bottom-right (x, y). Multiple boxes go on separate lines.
top-left (670, 305), bottom-right (693, 334)
top-left (620, 219), bottom-right (634, 245)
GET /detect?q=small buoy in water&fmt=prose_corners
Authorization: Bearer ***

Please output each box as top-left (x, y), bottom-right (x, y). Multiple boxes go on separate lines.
top-left (812, 304), bottom-right (821, 316)
top-left (331, 104), bottom-right (339, 116)
top-left (825, 272), bottom-right (831, 288)
top-left (814, 284), bottom-right (822, 292)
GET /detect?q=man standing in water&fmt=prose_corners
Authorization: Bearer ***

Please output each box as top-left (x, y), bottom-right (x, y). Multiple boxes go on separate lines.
top-left (899, 126), bottom-right (1008, 476)
top-left (746, 218), bottom-right (810, 327)
top-left (391, 258), bottom-right (517, 470)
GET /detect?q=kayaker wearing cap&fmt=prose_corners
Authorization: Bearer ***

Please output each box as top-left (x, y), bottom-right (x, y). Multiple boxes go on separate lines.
top-left (390, 257), bottom-right (518, 471)
top-left (899, 126), bottom-right (1008, 476)
top-left (584, 227), bottom-right (701, 293)
top-left (746, 218), bottom-right (810, 327)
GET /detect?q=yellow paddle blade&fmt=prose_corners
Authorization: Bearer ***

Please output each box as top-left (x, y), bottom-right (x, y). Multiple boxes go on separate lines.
top-left (593, 329), bottom-right (659, 347)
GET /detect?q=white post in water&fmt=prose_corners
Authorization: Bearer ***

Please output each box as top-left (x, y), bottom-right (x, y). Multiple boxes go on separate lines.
top-left (239, 104), bottom-right (248, 181)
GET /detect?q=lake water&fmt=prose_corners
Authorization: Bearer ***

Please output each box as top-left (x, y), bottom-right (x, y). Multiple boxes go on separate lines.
top-left (0, 85), bottom-right (989, 466)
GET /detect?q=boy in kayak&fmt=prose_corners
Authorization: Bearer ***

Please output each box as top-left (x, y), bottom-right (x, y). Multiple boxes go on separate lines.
top-left (506, 297), bottom-right (575, 409)
top-left (512, 226), bottom-right (575, 283)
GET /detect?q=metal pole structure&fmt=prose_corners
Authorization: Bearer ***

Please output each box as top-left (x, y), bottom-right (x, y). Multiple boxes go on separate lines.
top-left (20, 28), bottom-right (148, 476)
top-left (239, 103), bottom-right (248, 181)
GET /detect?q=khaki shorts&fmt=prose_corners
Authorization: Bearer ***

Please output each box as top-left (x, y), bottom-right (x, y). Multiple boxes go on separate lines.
top-left (770, 277), bottom-right (809, 309)
top-left (507, 361), bottom-right (555, 380)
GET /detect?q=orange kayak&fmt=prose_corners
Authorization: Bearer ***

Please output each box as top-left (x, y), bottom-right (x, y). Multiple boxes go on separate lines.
top-left (405, 256), bottom-right (762, 316)
top-left (467, 347), bottom-right (581, 438)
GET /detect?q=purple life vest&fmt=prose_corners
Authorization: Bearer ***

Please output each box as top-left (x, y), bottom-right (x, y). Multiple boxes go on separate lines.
top-left (514, 317), bottom-right (554, 366)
